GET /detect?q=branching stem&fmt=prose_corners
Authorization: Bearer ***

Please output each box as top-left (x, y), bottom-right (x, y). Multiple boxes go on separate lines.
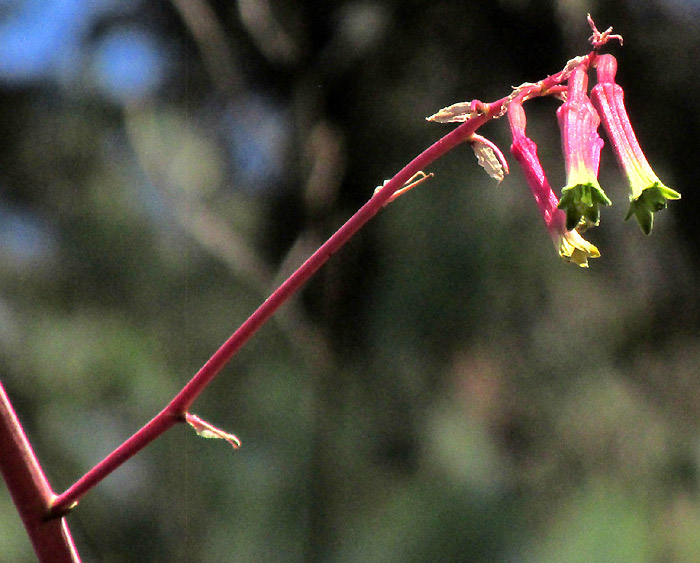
top-left (48, 103), bottom-right (502, 518)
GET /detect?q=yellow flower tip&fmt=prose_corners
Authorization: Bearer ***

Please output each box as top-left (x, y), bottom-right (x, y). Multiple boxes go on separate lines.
top-left (556, 229), bottom-right (601, 267)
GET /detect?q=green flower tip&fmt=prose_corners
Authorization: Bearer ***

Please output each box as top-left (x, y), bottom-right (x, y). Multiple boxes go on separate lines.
top-left (624, 183), bottom-right (681, 235)
top-left (558, 183), bottom-right (612, 231)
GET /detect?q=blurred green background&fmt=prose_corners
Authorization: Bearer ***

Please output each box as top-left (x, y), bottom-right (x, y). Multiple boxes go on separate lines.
top-left (2, 0), bottom-right (700, 561)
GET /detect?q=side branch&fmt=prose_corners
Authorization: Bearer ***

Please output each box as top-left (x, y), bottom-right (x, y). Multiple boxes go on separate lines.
top-left (49, 107), bottom-right (498, 517)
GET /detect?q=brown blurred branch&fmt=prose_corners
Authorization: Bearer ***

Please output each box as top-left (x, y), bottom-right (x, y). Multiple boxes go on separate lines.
top-left (170, 0), bottom-right (244, 98)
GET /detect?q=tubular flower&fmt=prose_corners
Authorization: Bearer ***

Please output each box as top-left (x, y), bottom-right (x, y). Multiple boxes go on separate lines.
top-left (557, 60), bottom-right (611, 231)
top-left (509, 100), bottom-right (600, 267)
top-left (591, 54), bottom-right (680, 234)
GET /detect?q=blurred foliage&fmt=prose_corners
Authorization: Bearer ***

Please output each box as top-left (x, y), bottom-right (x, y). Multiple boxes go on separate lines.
top-left (2, 0), bottom-right (700, 561)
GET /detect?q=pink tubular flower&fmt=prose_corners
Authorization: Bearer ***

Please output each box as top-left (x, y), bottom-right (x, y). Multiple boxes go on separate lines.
top-left (509, 99), bottom-right (600, 267)
top-left (557, 60), bottom-right (611, 231)
top-left (591, 54), bottom-right (680, 234)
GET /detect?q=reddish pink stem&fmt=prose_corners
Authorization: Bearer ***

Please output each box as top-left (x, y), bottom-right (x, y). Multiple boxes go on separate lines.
top-left (0, 382), bottom-right (80, 561)
top-left (50, 105), bottom-right (502, 518)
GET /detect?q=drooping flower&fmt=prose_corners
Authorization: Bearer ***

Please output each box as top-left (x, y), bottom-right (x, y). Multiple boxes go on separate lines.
top-left (557, 60), bottom-right (611, 231)
top-left (590, 54), bottom-right (680, 234)
top-left (509, 100), bottom-right (600, 267)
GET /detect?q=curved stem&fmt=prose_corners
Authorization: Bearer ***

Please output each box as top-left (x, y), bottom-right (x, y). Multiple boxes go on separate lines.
top-left (49, 107), bottom-right (499, 517)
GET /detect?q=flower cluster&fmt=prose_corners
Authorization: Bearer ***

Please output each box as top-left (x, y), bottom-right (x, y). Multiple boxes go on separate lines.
top-left (427, 16), bottom-right (680, 267)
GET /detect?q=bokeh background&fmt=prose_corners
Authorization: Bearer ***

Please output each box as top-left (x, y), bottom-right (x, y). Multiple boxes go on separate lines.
top-left (1, 0), bottom-right (700, 561)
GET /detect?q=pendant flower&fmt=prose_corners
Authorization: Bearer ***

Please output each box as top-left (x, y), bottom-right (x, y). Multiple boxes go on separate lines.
top-left (590, 54), bottom-right (680, 234)
top-left (557, 60), bottom-right (611, 231)
top-left (509, 101), bottom-right (600, 267)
